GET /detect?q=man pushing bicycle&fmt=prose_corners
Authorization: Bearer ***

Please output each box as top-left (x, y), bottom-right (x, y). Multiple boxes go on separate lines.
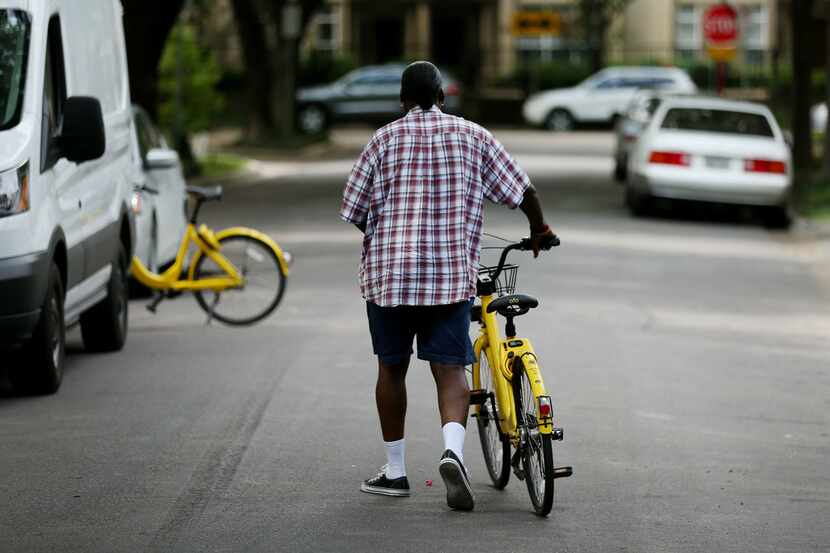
top-left (340, 61), bottom-right (555, 511)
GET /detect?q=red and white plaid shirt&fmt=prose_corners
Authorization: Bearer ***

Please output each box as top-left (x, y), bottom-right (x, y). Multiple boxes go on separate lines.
top-left (340, 106), bottom-right (530, 307)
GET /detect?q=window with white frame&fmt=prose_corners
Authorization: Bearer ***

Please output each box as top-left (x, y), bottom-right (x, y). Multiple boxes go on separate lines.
top-left (311, 6), bottom-right (339, 52)
top-left (740, 4), bottom-right (768, 65)
top-left (674, 4), bottom-right (702, 59)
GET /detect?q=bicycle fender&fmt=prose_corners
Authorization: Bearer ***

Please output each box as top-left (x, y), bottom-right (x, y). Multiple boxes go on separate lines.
top-left (188, 227), bottom-right (290, 279)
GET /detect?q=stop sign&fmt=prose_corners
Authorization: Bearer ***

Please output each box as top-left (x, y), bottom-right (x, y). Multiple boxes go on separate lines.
top-left (703, 4), bottom-right (738, 44)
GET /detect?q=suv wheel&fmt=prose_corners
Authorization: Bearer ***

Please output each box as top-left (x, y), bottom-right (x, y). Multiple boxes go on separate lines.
top-left (298, 104), bottom-right (327, 134)
top-left (544, 109), bottom-right (574, 132)
top-left (10, 262), bottom-right (65, 395)
top-left (80, 243), bottom-right (128, 352)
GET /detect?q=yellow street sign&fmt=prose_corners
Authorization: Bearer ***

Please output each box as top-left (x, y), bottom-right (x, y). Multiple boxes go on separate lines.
top-left (512, 11), bottom-right (561, 37)
top-left (707, 44), bottom-right (737, 62)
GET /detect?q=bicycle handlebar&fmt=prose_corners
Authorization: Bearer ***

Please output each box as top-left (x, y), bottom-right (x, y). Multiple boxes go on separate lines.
top-left (487, 233), bottom-right (560, 283)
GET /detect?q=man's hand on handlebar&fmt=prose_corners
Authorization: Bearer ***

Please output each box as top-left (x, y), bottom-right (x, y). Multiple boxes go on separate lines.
top-left (528, 224), bottom-right (558, 258)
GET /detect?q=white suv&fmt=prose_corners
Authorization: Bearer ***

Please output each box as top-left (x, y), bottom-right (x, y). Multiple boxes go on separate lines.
top-left (0, 0), bottom-right (137, 394)
top-left (522, 66), bottom-right (698, 131)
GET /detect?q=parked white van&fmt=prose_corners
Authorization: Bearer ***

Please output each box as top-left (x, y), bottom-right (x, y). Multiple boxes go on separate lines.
top-left (0, 0), bottom-right (136, 394)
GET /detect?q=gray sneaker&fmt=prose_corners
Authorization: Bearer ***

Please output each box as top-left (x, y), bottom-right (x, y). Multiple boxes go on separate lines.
top-left (438, 450), bottom-right (474, 511)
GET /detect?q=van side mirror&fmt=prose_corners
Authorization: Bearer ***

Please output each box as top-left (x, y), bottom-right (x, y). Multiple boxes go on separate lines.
top-left (145, 148), bottom-right (179, 170)
top-left (61, 97), bottom-right (106, 163)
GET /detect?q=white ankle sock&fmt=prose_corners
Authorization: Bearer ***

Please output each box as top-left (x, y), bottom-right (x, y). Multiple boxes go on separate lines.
top-left (384, 439), bottom-right (406, 479)
top-left (442, 422), bottom-right (466, 464)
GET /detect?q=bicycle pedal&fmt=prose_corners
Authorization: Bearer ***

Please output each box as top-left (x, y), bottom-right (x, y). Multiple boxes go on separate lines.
top-left (468, 389), bottom-right (488, 405)
top-left (511, 449), bottom-right (525, 480)
top-left (552, 428), bottom-right (564, 441)
top-left (553, 466), bottom-right (573, 479)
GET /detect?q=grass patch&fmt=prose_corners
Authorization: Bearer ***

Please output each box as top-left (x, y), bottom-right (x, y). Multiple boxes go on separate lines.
top-left (199, 153), bottom-right (248, 178)
top-left (799, 177), bottom-right (830, 220)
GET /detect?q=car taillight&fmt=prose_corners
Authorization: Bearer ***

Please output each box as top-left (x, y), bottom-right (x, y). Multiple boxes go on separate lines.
top-left (649, 151), bottom-right (690, 166)
top-left (744, 159), bottom-right (786, 174)
top-left (445, 83), bottom-right (460, 96)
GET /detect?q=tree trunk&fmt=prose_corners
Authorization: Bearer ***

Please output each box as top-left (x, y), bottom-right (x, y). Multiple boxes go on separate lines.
top-left (122, 0), bottom-right (185, 118)
top-left (791, 0), bottom-right (814, 192)
top-left (824, 6), bottom-right (830, 178)
top-left (230, 0), bottom-right (276, 141)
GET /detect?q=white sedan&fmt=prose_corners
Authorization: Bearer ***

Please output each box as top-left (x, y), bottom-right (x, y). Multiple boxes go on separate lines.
top-left (130, 106), bottom-right (188, 278)
top-left (625, 96), bottom-right (792, 228)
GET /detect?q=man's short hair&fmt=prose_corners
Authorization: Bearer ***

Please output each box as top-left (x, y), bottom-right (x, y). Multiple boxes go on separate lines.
top-left (400, 61), bottom-right (443, 110)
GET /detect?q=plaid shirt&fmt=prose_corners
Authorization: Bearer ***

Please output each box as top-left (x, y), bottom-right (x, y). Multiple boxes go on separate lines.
top-left (340, 106), bottom-right (530, 307)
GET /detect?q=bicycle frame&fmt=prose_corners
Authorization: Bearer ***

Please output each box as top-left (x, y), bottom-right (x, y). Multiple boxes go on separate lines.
top-left (130, 223), bottom-right (290, 292)
top-left (472, 293), bottom-right (554, 442)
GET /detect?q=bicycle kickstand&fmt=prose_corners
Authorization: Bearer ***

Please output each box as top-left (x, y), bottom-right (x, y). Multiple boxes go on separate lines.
top-left (146, 291), bottom-right (165, 314)
top-left (204, 293), bottom-right (221, 326)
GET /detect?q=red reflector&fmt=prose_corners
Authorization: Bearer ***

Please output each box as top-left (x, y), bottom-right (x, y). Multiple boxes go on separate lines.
top-left (649, 151), bottom-right (690, 166)
top-left (744, 159), bottom-right (786, 174)
top-left (538, 397), bottom-right (552, 418)
top-left (445, 83), bottom-right (460, 96)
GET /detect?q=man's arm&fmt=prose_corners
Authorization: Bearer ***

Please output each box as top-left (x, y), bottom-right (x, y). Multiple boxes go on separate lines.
top-left (519, 184), bottom-right (555, 258)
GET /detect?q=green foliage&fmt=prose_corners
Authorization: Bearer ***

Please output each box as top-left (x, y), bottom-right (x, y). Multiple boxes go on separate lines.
top-left (798, 175), bottom-right (830, 219)
top-left (158, 23), bottom-right (224, 134)
top-left (298, 51), bottom-right (357, 86)
top-left (504, 62), bottom-right (594, 93)
top-left (199, 153), bottom-right (248, 178)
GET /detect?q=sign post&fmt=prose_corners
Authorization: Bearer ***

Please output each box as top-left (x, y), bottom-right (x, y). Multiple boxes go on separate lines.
top-left (703, 3), bottom-right (739, 95)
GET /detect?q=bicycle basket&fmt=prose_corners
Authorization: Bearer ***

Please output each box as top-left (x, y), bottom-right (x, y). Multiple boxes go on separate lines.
top-left (477, 264), bottom-right (518, 296)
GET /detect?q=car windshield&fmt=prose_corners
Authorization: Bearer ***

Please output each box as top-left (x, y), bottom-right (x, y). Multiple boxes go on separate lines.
top-left (0, 9), bottom-right (30, 131)
top-left (660, 107), bottom-right (774, 138)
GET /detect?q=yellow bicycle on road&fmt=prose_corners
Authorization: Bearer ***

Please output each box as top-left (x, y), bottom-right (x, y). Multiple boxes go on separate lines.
top-left (469, 235), bottom-right (572, 516)
top-left (130, 185), bottom-right (290, 325)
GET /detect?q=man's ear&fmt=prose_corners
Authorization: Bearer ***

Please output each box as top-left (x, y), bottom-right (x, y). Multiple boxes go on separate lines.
top-left (437, 88), bottom-right (445, 106)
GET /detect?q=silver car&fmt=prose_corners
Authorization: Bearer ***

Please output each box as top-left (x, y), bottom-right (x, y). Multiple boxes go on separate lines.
top-left (613, 90), bottom-right (665, 182)
top-left (296, 64), bottom-right (462, 134)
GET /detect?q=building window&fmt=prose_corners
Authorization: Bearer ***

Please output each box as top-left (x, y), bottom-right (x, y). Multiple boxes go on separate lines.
top-left (674, 4), bottom-right (702, 58)
top-left (311, 6), bottom-right (338, 52)
top-left (740, 5), bottom-right (768, 66)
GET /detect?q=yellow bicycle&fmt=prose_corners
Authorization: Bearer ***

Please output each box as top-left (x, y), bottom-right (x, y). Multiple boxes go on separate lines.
top-left (469, 235), bottom-right (572, 516)
top-left (130, 185), bottom-right (290, 325)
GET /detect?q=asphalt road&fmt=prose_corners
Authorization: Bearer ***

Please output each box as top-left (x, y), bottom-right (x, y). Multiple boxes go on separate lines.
top-left (2, 130), bottom-right (829, 553)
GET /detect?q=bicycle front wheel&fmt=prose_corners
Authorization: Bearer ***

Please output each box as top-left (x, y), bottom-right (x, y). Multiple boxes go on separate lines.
top-left (193, 234), bottom-right (286, 325)
top-left (475, 348), bottom-right (510, 489)
top-left (512, 357), bottom-right (554, 516)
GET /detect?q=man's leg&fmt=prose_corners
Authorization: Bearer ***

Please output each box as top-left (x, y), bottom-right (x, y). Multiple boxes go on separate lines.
top-left (376, 358), bottom-right (409, 442)
top-left (431, 362), bottom-right (474, 510)
top-left (429, 362), bottom-right (470, 429)
top-left (375, 358), bottom-right (410, 480)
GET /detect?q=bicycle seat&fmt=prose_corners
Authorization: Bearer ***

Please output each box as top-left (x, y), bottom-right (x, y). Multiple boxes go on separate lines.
top-left (486, 294), bottom-right (539, 317)
top-left (186, 185), bottom-right (223, 202)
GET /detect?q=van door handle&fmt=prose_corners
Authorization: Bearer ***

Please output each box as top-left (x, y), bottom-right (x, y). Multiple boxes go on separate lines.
top-left (78, 200), bottom-right (82, 209)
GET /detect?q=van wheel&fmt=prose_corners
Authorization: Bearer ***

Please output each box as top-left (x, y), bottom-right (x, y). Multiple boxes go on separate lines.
top-left (10, 262), bottom-right (65, 395)
top-left (298, 104), bottom-right (328, 134)
top-left (80, 243), bottom-right (129, 352)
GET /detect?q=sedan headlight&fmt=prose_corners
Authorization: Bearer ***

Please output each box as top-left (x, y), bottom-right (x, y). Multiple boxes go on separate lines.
top-left (0, 161), bottom-right (29, 218)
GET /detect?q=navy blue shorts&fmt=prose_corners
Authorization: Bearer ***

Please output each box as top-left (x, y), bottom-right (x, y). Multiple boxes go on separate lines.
top-left (366, 300), bottom-right (476, 366)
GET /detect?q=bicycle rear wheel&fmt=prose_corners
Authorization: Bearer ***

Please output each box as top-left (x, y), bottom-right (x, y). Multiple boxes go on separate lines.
top-left (512, 357), bottom-right (554, 516)
top-left (193, 234), bottom-right (286, 325)
top-left (475, 348), bottom-right (510, 489)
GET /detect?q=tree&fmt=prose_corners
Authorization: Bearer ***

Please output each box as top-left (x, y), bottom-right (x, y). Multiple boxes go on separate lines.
top-left (791, 0), bottom-right (814, 190)
top-left (230, 0), bottom-right (323, 142)
top-left (122, 0), bottom-right (186, 118)
top-left (579, 0), bottom-right (632, 72)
